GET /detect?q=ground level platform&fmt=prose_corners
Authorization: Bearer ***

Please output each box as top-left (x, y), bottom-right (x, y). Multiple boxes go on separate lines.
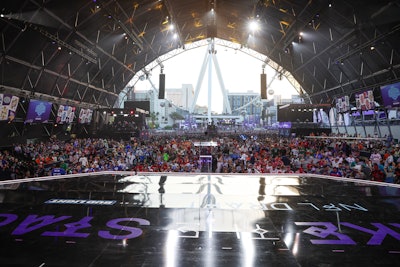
top-left (0, 172), bottom-right (399, 266)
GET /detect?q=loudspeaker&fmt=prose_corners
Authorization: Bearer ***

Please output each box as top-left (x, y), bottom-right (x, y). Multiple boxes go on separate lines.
top-left (260, 73), bottom-right (267, 99)
top-left (158, 73), bottom-right (165, 99)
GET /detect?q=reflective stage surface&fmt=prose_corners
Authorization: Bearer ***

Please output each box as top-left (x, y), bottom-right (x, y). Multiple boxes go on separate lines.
top-left (1, 173), bottom-right (400, 267)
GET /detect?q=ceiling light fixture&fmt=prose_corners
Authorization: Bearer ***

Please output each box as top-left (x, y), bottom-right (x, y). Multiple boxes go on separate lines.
top-left (162, 16), bottom-right (169, 25)
top-left (249, 20), bottom-right (259, 32)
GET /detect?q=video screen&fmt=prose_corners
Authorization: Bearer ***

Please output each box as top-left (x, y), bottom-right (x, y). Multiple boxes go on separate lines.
top-left (25, 100), bottom-right (52, 123)
top-left (380, 82), bottom-right (400, 108)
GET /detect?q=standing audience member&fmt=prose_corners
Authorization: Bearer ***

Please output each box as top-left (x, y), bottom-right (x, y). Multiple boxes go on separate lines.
top-left (371, 163), bottom-right (386, 182)
top-left (384, 161), bottom-right (396, 183)
top-left (370, 150), bottom-right (382, 165)
top-left (394, 162), bottom-right (400, 184)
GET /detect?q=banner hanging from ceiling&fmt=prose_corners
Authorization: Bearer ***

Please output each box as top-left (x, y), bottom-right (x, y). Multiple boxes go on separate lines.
top-left (0, 94), bottom-right (19, 121)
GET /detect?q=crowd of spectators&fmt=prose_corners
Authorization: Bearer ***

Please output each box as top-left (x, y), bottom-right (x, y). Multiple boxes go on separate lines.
top-left (107, 120), bottom-right (138, 133)
top-left (1, 133), bottom-right (400, 183)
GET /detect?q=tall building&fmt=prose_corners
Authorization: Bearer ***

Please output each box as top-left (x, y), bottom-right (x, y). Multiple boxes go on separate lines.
top-left (166, 84), bottom-right (194, 110)
top-left (227, 90), bottom-right (262, 116)
top-left (227, 91), bottom-right (263, 126)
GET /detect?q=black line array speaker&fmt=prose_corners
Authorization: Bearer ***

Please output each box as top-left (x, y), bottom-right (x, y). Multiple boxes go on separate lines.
top-left (158, 73), bottom-right (165, 99)
top-left (260, 73), bottom-right (267, 99)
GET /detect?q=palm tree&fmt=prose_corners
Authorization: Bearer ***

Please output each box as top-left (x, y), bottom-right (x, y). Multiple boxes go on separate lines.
top-left (149, 112), bottom-right (159, 129)
top-left (169, 112), bottom-right (184, 127)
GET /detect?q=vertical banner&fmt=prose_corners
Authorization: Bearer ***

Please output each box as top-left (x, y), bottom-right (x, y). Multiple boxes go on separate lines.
top-left (0, 94), bottom-right (19, 121)
top-left (355, 90), bottom-right (374, 111)
top-left (335, 95), bottom-right (349, 113)
top-left (78, 108), bottom-right (93, 124)
top-left (56, 105), bottom-right (76, 124)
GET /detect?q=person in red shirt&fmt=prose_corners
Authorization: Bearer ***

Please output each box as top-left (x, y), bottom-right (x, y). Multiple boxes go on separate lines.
top-left (371, 163), bottom-right (386, 182)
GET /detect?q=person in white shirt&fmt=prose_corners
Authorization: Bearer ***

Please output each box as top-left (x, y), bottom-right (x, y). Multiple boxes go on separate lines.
top-left (370, 151), bottom-right (382, 165)
top-left (331, 157), bottom-right (341, 168)
top-left (345, 155), bottom-right (356, 165)
top-left (78, 154), bottom-right (88, 167)
top-left (240, 152), bottom-right (248, 164)
top-left (385, 150), bottom-right (394, 167)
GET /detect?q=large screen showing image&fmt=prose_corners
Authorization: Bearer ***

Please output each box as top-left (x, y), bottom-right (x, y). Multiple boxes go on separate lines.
top-left (278, 122), bottom-right (292, 128)
top-left (78, 108), bottom-right (93, 124)
top-left (0, 94), bottom-right (19, 121)
top-left (355, 90), bottom-right (375, 111)
top-left (56, 105), bottom-right (75, 124)
top-left (380, 82), bottom-right (400, 108)
top-left (25, 100), bottom-right (52, 123)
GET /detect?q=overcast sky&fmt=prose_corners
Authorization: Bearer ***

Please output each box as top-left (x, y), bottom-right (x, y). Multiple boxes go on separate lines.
top-left (134, 42), bottom-right (299, 113)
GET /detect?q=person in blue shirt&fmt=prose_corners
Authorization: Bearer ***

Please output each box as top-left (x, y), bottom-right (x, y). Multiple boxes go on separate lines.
top-left (329, 166), bottom-right (343, 177)
top-left (51, 163), bottom-right (66, 176)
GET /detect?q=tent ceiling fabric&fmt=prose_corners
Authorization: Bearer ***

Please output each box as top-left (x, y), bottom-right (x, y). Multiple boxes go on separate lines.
top-left (0, 0), bottom-right (399, 107)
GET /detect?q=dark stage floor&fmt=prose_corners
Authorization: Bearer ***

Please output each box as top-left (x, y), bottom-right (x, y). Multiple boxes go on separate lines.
top-left (1, 172), bottom-right (400, 267)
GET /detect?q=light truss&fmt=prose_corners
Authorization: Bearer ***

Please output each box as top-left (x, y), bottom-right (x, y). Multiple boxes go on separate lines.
top-left (31, 25), bottom-right (97, 64)
top-left (118, 38), bottom-right (306, 107)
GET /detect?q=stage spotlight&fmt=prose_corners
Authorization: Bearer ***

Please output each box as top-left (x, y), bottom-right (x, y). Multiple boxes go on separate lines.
top-left (249, 20), bottom-right (260, 32)
top-left (162, 16), bottom-right (169, 25)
